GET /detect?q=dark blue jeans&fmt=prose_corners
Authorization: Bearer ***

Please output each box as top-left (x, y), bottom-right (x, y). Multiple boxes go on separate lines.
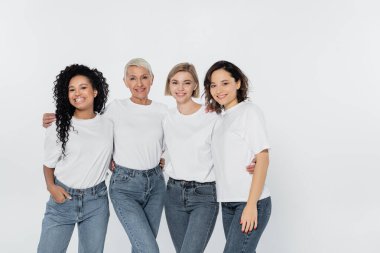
top-left (38, 179), bottom-right (109, 253)
top-left (165, 178), bottom-right (219, 253)
top-left (109, 164), bottom-right (165, 253)
top-left (222, 197), bottom-right (271, 253)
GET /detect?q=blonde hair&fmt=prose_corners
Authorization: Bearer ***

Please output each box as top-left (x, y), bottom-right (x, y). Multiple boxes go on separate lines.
top-left (124, 58), bottom-right (153, 78)
top-left (165, 63), bottom-right (200, 98)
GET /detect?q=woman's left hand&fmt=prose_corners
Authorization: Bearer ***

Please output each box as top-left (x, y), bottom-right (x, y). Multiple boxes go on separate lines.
top-left (240, 203), bottom-right (258, 233)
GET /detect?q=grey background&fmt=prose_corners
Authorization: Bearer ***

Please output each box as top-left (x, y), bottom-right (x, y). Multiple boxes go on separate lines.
top-left (0, 0), bottom-right (379, 252)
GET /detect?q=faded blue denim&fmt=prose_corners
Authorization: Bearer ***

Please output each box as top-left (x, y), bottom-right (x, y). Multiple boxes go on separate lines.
top-left (37, 179), bottom-right (109, 253)
top-left (165, 178), bottom-right (219, 253)
top-left (109, 164), bottom-right (165, 253)
top-left (222, 197), bottom-right (271, 253)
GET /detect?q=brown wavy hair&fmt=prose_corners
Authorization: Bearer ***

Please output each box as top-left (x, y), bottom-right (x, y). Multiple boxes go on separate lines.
top-left (203, 60), bottom-right (249, 114)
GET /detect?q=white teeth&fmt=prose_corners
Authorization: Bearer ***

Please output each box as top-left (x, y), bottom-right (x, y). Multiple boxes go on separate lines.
top-left (74, 97), bottom-right (84, 102)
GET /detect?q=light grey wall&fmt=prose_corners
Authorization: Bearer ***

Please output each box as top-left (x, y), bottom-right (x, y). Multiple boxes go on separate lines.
top-left (0, 0), bottom-right (379, 252)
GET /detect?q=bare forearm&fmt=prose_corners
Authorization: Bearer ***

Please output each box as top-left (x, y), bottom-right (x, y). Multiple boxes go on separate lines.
top-left (246, 150), bottom-right (269, 206)
top-left (43, 165), bottom-right (55, 191)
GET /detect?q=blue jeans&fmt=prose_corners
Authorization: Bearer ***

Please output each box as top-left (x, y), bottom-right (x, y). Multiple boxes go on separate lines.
top-left (37, 179), bottom-right (109, 253)
top-left (222, 197), bottom-right (271, 253)
top-left (109, 164), bottom-right (165, 253)
top-left (165, 178), bottom-right (219, 253)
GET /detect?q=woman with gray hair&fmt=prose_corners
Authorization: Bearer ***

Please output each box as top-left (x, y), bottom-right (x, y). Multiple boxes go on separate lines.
top-left (106, 58), bottom-right (167, 253)
top-left (43, 58), bottom-right (167, 253)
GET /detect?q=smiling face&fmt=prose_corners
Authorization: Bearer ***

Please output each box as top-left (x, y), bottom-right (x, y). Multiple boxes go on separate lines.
top-left (68, 75), bottom-right (97, 112)
top-left (169, 71), bottom-right (197, 104)
top-left (210, 69), bottom-right (241, 110)
top-left (124, 65), bottom-right (153, 101)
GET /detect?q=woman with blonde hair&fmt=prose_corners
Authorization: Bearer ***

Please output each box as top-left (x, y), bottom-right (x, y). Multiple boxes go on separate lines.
top-left (162, 63), bottom-right (219, 253)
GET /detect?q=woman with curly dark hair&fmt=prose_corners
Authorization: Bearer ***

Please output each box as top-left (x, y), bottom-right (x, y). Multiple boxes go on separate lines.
top-left (204, 60), bottom-right (272, 252)
top-left (37, 64), bottom-right (113, 253)
top-left (43, 58), bottom-right (167, 253)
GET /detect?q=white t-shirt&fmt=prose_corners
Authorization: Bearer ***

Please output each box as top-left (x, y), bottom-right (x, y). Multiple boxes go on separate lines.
top-left (212, 101), bottom-right (271, 202)
top-left (104, 99), bottom-right (168, 170)
top-left (163, 106), bottom-right (218, 183)
top-left (44, 114), bottom-right (113, 189)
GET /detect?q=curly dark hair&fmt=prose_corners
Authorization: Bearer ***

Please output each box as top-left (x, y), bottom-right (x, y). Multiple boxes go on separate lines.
top-left (203, 60), bottom-right (249, 114)
top-left (53, 64), bottom-right (109, 156)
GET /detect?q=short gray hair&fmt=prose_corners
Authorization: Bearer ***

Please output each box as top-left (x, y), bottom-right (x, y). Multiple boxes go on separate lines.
top-left (124, 58), bottom-right (153, 78)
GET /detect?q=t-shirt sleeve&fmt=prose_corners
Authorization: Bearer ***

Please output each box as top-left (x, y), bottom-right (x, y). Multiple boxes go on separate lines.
top-left (102, 101), bottom-right (114, 121)
top-left (244, 105), bottom-right (270, 155)
top-left (43, 125), bottom-right (62, 168)
top-left (161, 111), bottom-right (170, 162)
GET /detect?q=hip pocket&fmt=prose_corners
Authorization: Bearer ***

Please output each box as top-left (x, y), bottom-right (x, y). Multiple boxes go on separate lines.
top-left (257, 197), bottom-right (271, 216)
top-left (96, 187), bottom-right (108, 198)
top-left (48, 195), bottom-right (69, 205)
top-left (111, 170), bottom-right (132, 184)
top-left (194, 184), bottom-right (216, 197)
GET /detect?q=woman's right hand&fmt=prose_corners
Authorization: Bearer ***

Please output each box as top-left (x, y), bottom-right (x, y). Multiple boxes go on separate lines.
top-left (43, 113), bottom-right (56, 128)
top-left (48, 184), bottom-right (71, 203)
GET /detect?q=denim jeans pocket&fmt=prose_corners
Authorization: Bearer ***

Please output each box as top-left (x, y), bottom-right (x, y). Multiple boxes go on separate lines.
top-left (112, 170), bottom-right (132, 184)
top-left (48, 195), bottom-right (68, 205)
top-left (96, 187), bottom-right (108, 198)
top-left (194, 185), bottom-right (215, 197)
top-left (47, 196), bottom-right (73, 214)
top-left (257, 197), bottom-right (271, 216)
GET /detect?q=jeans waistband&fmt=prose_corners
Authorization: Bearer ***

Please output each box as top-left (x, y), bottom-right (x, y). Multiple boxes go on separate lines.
top-left (222, 196), bottom-right (271, 206)
top-left (168, 177), bottom-right (215, 187)
top-left (54, 178), bottom-right (106, 196)
top-left (115, 164), bottom-right (161, 177)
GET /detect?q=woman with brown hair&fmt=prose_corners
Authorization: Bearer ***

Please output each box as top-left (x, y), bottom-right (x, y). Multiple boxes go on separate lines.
top-left (204, 60), bottom-right (272, 253)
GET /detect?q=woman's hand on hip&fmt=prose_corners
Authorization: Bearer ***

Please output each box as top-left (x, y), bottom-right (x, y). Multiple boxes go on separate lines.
top-left (48, 184), bottom-right (71, 203)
